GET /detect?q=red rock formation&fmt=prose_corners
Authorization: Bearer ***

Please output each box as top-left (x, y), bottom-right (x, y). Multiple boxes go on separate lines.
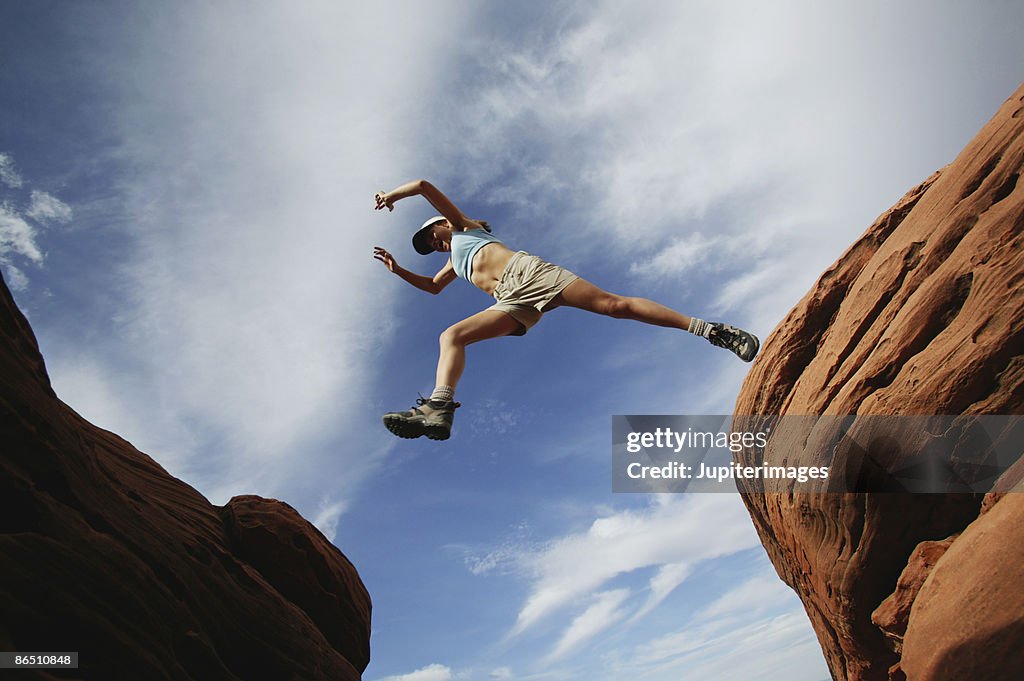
top-left (0, 273), bottom-right (371, 679)
top-left (733, 83), bottom-right (1024, 681)
top-left (898, 488), bottom-right (1024, 681)
top-left (871, 537), bottom-right (956, 653)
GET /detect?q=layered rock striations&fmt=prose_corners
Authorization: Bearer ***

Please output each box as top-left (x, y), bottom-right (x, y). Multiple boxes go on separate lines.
top-left (0, 273), bottom-right (371, 680)
top-left (733, 84), bottom-right (1024, 681)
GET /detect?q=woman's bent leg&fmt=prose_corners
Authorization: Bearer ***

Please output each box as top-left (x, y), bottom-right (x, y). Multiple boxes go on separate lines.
top-left (436, 309), bottom-right (523, 388)
top-left (383, 309), bottom-right (522, 441)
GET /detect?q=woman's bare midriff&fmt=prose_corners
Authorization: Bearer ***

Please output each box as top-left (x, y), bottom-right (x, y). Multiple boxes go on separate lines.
top-left (467, 242), bottom-right (517, 295)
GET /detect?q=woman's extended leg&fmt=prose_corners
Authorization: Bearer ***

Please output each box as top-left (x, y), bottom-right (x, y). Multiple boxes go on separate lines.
top-left (549, 278), bottom-right (759, 361)
top-left (549, 278), bottom-right (693, 329)
top-left (383, 310), bottom-right (522, 441)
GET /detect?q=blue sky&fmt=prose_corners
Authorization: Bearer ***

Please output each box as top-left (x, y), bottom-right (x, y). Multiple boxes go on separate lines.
top-left (2, 2), bottom-right (1022, 679)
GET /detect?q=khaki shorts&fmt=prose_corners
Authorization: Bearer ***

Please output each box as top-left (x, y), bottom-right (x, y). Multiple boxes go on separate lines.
top-left (488, 251), bottom-right (578, 335)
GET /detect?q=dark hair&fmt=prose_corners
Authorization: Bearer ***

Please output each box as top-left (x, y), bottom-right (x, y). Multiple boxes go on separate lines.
top-left (476, 219), bottom-right (492, 233)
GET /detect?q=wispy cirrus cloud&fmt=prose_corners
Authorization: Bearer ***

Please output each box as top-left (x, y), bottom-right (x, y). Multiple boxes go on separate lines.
top-left (311, 497), bottom-right (347, 544)
top-left (0, 152), bottom-right (23, 188)
top-left (545, 588), bottom-right (631, 662)
top-left (491, 495), bottom-right (758, 638)
top-left (0, 153), bottom-right (75, 290)
top-left (376, 663), bottom-right (453, 681)
top-left (574, 573), bottom-right (822, 681)
top-left (0, 204), bottom-right (43, 264)
top-left (627, 562), bottom-right (693, 625)
top-left (462, 494), bottom-right (812, 673)
top-left (696, 574), bottom-right (796, 621)
top-left (27, 190), bottom-right (73, 224)
top-left (622, 610), bottom-right (824, 680)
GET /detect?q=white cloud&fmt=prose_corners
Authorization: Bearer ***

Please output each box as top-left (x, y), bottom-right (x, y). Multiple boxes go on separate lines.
top-left (466, 541), bottom-right (526, 577)
top-left (1, 263), bottom-right (29, 291)
top-left (27, 190), bottom-right (73, 224)
top-left (510, 495), bottom-right (758, 636)
top-left (697, 574), bottom-right (795, 621)
top-left (434, 3), bottom-right (793, 230)
top-left (377, 663), bottom-right (453, 681)
top-left (628, 233), bottom-right (723, 279)
top-left (463, 520), bottom-right (535, 577)
top-left (46, 353), bottom-right (200, 475)
top-left (0, 204), bottom-right (44, 263)
top-left (628, 562), bottom-right (693, 624)
top-left (46, 2), bottom-right (471, 504)
top-left (713, 261), bottom-right (792, 314)
top-left (0, 154), bottom-right (76, 289)
top-left (546, 589), bottom-right (630, 661)
top-left (488, 667), bottom-right (513, 679)
top-left (428, 0), bottom-right (1022, 339)
top-left (624, 610), bottom-right (825, 681)
top-left (0, 153), bottom-right (23, 188)
top-left (593, 570), bottom-right (825, 681)
top-left (625, 228), bottom-right (780, 284)
top-left (312, 497), bottom-right (347, 543)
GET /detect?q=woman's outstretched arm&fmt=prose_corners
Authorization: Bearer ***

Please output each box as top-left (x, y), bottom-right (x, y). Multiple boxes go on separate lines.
top-left (373, 246), bottom-right (456, 295)
top-left (374, 179), bottom-right (471, 230)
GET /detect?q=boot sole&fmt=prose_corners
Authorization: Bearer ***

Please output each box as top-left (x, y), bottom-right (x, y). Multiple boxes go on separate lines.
top-left (425, 425), bottom-right (451, 441)
top-left (382, 415), bottom-right (427, 439)
top-left (382, 416), bottom-right (452, 440)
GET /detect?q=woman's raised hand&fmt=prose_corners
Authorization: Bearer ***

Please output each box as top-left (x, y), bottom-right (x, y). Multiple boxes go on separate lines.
top-left (374, 191), bottom-right (394, 212)
top-left (373, 246), bottom-right (398, 272)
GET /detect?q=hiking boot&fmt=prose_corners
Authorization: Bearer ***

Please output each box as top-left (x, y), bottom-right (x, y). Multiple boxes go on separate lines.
top-left (382, 397), bottom-right (460, 441)
top-left (708, 323), bottom-right (760, 362)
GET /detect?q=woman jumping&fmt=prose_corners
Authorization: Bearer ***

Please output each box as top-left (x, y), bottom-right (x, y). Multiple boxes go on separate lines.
top-left (373, 179), bottom-right (759, 441)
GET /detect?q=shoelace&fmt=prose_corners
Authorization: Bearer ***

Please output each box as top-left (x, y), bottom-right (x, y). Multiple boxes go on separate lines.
top-left (414, 395), bottom-right (461, 410)
top-left (709, 327), bottom-right (742, 351)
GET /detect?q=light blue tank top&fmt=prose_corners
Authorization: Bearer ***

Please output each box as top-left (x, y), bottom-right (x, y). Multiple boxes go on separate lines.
top-left (451, 229), bottom-right (503, 281)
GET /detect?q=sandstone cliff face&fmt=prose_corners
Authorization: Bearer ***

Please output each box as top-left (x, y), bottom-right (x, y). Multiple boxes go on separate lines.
top-left (733, 84), bottom-right (1024, 681)
top-left (0, 274), bottom-right (371, 680)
